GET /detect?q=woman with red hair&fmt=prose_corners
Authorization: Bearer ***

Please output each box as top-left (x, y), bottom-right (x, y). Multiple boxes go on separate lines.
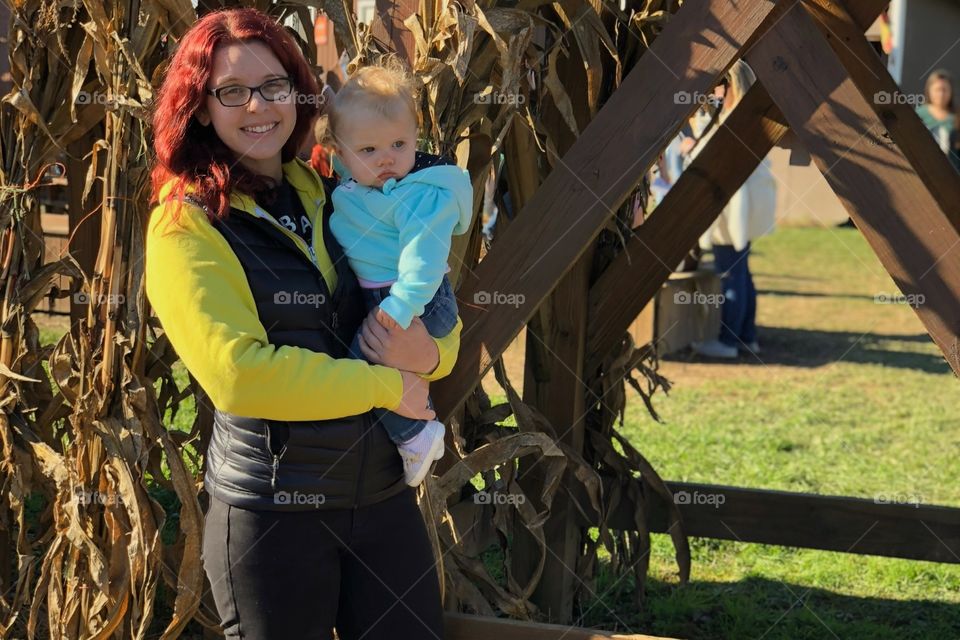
top-left (146, 8), bottom-right (459, 638)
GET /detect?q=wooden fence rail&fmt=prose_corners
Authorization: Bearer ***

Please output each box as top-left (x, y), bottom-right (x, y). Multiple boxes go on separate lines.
top-left (451, 478), bottom-right (960, 565)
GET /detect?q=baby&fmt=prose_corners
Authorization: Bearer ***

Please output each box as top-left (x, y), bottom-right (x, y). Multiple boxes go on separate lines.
top-left (323, 62), bottom-right (473, 487)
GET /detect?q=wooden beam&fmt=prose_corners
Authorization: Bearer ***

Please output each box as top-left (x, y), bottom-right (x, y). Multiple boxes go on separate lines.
top-left (433, 0), bottom-right (780, 417)
top-left (371, 0), bottom-right (417, 64)
top-left (803, 0), bottom-right (960, 221)
top-left (744, 2), bottom-right (960, 375)
top-left (444, 612), bottom-right (679, 640)
top-left (586, 0), bottom-right (889, 365)
top-left (510, 39), bottom-right (597, 623)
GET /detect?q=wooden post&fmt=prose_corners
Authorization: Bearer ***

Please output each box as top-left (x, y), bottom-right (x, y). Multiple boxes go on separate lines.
top-left (513, 254), bottom-right (592, 622)
top-left (509, 31), bottom-right (596, 621)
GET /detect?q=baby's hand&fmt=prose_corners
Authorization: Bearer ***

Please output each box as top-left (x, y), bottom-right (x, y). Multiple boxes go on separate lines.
top-left (373, 306), bottom-right (401, 331)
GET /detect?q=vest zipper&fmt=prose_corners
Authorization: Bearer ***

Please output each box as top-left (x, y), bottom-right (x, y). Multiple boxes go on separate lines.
top-left (250, 206), bottom-right (320, 270)
top-left (250, 206), bottom-right (343, 338)
top-left (264, 423), bottom-right (288, 492)
top-left (271, 454), bottom-right (281, 491)
top-left (250, 198), bottom-right (357, 502)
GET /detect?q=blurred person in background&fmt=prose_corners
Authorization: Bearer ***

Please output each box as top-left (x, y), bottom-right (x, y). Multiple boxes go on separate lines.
top-left (693, 61), bottom-right (777, 360)
top-left (917, 69), bottom-right (960, 172)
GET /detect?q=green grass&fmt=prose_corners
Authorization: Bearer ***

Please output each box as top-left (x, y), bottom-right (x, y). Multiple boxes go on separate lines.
top-left (574, 226), bottom-right (960, 638)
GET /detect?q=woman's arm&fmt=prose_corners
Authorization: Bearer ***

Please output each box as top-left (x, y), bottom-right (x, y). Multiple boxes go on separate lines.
top-left (146, 201), bottom-right (410, 421)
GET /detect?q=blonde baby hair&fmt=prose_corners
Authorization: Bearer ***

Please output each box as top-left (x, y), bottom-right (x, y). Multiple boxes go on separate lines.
top-left (317, 59), bottom-right (421, 149)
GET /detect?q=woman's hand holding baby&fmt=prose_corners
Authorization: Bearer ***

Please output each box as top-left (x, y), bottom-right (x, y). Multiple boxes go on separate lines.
top-left (358, 312), bottom-right (440, 376)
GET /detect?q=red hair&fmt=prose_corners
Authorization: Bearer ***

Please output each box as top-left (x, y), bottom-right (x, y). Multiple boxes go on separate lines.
top-left (150, 8), bottom-right (320, 221)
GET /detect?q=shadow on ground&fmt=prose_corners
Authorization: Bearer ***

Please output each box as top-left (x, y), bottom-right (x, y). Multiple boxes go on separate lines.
top-left (666, 326), bottom-right (948, 375)
top-left (578, 573), bottom-right (960, 640)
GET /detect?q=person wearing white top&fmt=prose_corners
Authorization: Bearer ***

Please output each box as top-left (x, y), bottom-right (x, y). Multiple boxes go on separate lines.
top-left (691, 61), bottom-right (777, 359)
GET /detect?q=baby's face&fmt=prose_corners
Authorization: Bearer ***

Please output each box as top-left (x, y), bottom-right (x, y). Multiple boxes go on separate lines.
top-left (334, 107), bottom-right (418, 189)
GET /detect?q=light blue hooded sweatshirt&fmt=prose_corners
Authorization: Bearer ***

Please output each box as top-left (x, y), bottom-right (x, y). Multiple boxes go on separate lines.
top-left (329, 164), bottom-right (474, 329)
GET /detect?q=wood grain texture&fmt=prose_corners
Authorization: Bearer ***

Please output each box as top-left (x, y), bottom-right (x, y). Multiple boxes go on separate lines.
top-left (803, 0), bottom-right (960, 221)
top-left (745, 2), bottom-right (960, 375)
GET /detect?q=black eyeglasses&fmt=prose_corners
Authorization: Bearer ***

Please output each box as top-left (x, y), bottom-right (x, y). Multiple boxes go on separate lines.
top-left (207, 77), bottom-right (294, 107)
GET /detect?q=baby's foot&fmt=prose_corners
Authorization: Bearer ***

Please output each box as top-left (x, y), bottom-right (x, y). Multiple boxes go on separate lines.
top-left (398, 420), bottom-right (445, 487)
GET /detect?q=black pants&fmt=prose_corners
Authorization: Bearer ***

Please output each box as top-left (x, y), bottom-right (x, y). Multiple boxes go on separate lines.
top-left (201, 488), bottom-right (445, 639)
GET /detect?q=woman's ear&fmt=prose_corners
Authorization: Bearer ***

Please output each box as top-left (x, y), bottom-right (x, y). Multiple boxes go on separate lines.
top-left (195, 107), bottom-right (211, 127)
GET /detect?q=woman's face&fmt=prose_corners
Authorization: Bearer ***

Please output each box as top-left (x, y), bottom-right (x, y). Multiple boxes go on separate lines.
top-left (929, 78), bottom-right (953, 110)
top-left (196, 40), bottom-right (297, 181)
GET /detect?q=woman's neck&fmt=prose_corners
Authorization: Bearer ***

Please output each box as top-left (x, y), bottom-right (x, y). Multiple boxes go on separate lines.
top-left (241, 156), bottom-right (284, 183)
top-left (927, 104), bottom-right (951, 120)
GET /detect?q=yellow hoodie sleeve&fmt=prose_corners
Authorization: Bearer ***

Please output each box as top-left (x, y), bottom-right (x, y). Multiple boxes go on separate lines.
top-left (423, 317), bottom-right (461, 382)
top-left (145, 201), bottom-right (405, 421)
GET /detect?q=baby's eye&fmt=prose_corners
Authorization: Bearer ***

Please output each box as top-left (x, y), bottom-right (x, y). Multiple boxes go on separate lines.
top-left (360, 147), bottom-right (375, 153)
top-left (392, 140), bottom-right (405, 149)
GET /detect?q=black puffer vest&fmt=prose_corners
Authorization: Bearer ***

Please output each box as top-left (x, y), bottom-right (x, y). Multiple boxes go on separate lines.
top-left (202, 189), bottom-right (407, 510)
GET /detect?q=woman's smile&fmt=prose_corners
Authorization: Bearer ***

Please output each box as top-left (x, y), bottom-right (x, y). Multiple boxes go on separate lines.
top-left (241, 121), bottom-right (279, 137)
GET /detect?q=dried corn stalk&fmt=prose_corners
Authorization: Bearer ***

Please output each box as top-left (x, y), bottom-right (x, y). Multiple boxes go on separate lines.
top-left (0, 0), bottom-right (208, 637)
